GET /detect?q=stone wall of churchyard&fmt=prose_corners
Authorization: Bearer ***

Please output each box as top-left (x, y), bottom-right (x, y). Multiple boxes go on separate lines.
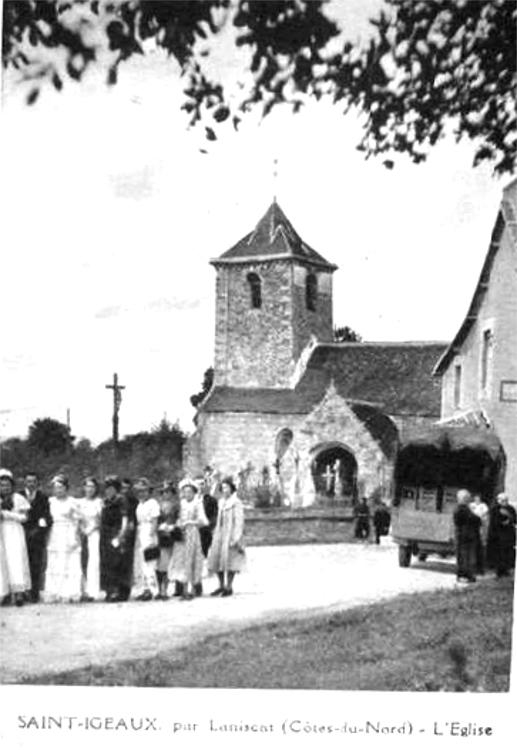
top-left (243, 508), bottom-right (356, 546)
top-left (213, 261), bottom-right (334, 389)
top-left (184, 385), bottom-right (396, 504)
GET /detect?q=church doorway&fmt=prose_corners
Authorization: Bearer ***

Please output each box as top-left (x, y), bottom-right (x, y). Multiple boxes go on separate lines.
top-left (311, 444), bottom-right (358, 505)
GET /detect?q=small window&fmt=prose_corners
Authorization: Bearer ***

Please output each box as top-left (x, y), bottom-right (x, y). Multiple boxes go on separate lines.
top-left (481, 329), bottom-right (493, 393)
top-left (247, 272), bottom-right (262, 309)
top-left (454, 364), bottom-right (462, 408)
top-left (306, 273), bottom-right (317, 312)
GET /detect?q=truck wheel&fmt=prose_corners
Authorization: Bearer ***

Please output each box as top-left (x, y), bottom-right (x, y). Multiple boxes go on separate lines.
top-left (398, 545), bottom-right (411, 567)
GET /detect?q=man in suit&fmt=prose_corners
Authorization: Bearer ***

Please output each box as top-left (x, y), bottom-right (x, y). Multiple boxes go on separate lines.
top-left (193, 475), bottom-right (219, 596)
top-left (24, 472), bottom-right (53, 602)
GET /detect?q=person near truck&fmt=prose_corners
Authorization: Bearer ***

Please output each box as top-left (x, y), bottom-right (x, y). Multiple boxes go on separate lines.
top-left (453, 489), bottom-right (481, 584)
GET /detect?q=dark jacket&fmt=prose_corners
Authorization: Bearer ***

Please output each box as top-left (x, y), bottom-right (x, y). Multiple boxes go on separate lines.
top-left (24, 489), bottom-right (53, 542)
top-left (453, 504), bottom-right (481, 544)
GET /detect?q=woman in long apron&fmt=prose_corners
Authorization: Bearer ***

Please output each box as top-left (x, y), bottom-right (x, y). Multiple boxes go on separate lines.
top-left (0, 469), bottom-right (31, 605)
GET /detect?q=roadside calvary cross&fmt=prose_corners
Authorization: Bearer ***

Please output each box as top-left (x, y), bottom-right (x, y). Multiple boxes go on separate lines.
top-left (105, 372), bottom-right (125, 445)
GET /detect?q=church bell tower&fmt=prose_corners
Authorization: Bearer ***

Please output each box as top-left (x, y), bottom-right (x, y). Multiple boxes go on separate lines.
top-left (211, 201), bottom-right (337, 389)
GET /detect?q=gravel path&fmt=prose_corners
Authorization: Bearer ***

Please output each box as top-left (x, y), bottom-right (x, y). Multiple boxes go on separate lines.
top-left (0, 541), bottom-right (458, 683)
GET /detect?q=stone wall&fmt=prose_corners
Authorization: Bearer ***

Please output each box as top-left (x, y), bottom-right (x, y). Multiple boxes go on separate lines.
top-left (184, 384), bottom-right (397, 503)
top-left (212, 260), bottom-right (334, 388)
top-left (244, 507), bottom-right (356, 546)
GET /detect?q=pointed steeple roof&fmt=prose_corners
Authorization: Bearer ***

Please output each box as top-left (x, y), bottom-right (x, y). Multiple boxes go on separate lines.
top-left (211, 201), bottom-right (337, 271)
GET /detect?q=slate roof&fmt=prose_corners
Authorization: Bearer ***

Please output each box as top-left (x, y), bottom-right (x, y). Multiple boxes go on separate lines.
top-left (201, 342), bottom-right (447, 418)
top-left (212, 201), bottom-right (337, 270)
top-left (434, 178), bottom-right (517, 376)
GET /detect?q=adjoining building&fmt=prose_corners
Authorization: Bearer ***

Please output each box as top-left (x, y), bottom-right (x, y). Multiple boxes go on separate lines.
top-left (184, 201), bottom-right (447, 506)
top-left (434, 178), bottom-right (517, 501)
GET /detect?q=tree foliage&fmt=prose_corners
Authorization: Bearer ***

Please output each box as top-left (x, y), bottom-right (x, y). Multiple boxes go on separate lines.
top-left (190, 366), bottom-right (214, 409)
top-left (2, 1), bottom-right (515, 174)
top-left (334, 325), bottom-right (362, 343)
top-left (27, 417), bottom-right (75, 455)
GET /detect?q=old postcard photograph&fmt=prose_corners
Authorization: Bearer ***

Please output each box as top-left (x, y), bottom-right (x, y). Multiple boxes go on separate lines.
top-left (0, 0), bottom-right (515, 747)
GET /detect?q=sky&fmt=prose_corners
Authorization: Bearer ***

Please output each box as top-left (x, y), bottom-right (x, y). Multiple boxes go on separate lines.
top-left (0, 0), bottom-right (507, 446)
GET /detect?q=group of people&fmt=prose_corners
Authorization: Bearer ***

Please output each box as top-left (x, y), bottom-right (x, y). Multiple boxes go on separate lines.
top-left (0, 468), bottom-right (246, 606)
top-left (453, 490), bottom-right (516, 584)
top-left (353, 498), bottom-right (392, 544)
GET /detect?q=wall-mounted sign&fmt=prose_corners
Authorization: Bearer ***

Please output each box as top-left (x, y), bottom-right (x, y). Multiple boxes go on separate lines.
top-left (500, 380), bottom-right (517, 402)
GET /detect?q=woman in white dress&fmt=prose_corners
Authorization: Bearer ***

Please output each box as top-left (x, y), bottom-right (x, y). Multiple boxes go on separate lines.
top-left (169, 478), bottom-right (208, 600)
top-left (79, 477), bottom-right (103, 601)
top-left (208, 477), bottom-right (246, 597)
top-left (0, 469), bottom-right (31, 606)
top-left (42, 475), bottom-right (82, 603)
top-left (132, 478), bottom-right (160, 601)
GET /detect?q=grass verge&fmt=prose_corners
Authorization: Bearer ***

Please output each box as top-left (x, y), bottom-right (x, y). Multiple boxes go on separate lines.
top-left (23, 577), bottom-right (514, 691)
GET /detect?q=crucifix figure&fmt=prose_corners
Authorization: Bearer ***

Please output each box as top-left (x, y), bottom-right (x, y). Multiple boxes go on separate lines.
top-left (322, 463), bottom-right (334, 495)
top-left (105, 372), bottom-right (125, 445)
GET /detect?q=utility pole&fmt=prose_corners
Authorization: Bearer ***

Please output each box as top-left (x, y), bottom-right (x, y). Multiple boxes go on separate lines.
top-left (105, 373), bottom-right (125, 446)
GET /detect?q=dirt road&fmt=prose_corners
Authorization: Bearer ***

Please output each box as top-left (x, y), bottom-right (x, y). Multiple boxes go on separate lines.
top-left (0, 542), bottom-right (459, 683)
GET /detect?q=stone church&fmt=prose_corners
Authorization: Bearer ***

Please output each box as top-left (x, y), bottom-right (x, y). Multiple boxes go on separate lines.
top-left (184, 201), bottom-right (446, 506)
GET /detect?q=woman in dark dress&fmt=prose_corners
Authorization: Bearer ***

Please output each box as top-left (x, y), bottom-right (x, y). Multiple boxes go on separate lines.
top-left (99, 476), bottom-right (129, 602)
top-left (453, 490), bottom-right (481, 584)
top-left (487, 493), bottom-right (516, 578)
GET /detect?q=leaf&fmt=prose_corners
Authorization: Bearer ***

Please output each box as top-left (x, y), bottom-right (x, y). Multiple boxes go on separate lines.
top-left (213, 105), bottom-right (230, 123)
top-left (205, 126), bottom-right (217, 141)
top-left (52, 72), bottom-right (62, 91)
top-left (26, 88), bottom-right (40, 105)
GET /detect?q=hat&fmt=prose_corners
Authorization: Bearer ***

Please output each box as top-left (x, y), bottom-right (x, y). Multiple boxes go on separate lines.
top-left (135, 477), bottom-right (152, 492)
top-left (52, 473), bottom-right (69, 489)
top-left (104, 475), bottom-right (122, 492)
top-left (0, 469), bottom-right (14, 485)
top-left (220, 476), bottom-right (237, 494)
top-left (179, 477), bottom-right (198, 492)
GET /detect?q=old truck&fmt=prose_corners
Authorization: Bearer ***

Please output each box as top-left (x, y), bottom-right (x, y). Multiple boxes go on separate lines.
top-left (391, 488), bottom-right (457, 567)
top-left (392, 422), bottom-right (504, 567)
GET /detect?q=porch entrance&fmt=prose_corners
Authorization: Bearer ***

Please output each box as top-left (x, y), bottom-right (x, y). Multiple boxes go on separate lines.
top-left (311, 444), bottom-right (358, 505)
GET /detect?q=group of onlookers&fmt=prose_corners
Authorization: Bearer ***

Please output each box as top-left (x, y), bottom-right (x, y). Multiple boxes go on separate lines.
top-left (353, 498), bottom-right (392, 544)
top-left (453, 490), bottom-right (516, 584)
top-left (0, 468), bottom-right (246, 606)
top-left (2, 466), bottom-right (515, 603)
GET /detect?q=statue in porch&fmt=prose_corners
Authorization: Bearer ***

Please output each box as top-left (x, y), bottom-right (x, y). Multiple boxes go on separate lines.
top-left (334, 458), bottom-right (344, 500)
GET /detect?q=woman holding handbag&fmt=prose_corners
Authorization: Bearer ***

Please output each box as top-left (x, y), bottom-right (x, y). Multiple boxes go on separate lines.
top-left (169, 478), bottom-right (208, 600)
top-left (132, 478), bottom-right (160, 601)
top-left (155, 482), bottom-right (181, 600)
